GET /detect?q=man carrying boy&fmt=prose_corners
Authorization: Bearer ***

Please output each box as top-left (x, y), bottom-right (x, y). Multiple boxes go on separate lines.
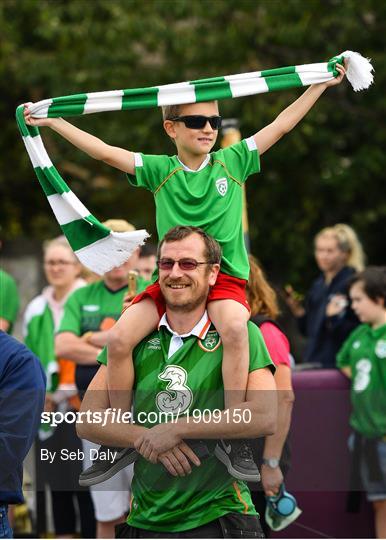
top-left (77, 226), bottom-right (277, 538)
top-left (25, 62), bottom-right (346, 479)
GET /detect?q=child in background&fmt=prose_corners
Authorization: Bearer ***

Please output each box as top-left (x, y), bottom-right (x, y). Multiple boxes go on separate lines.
top-left (337, 267), bottom-right (386, 539)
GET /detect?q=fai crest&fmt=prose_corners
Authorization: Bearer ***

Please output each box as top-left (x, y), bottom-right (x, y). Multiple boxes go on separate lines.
top-left (199, 330), bottom-right (222, 352)
top-left (215, 177), bottom-right (228, 197)
top-left (375, 339), bottom-right (386, 359)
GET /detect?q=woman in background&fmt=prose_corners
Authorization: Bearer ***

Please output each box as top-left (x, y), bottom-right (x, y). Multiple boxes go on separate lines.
top-left (247, 255), bottom-right (295, 537)
top-left (285, 223), bottom-right (365, 368)
top-left (23, 236), bottom-right (95, 538)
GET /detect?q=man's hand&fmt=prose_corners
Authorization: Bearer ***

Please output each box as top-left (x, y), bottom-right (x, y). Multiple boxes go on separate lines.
top-left (122, 292), bottom-right (136, 312)
top-left (324, 62), bottom-right (346, 88)
top-left (261, 464), bottom-right (283, 497)
top-left (82, 330), bottom-right (110, 349)
top-left (158, 441), bottom-right (201, 477)
top-left (44, 393), bottom-right (56, 413)
top-left (134, 423), bottom-right (182, 463)
top-left (284, 285), bottom-right (305, 318)
top-left (326, 294), bottom-right (348, 317)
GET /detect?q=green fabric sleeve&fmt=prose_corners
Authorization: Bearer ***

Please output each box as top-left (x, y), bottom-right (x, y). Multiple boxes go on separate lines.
top-left (0, 270), bottom-right (20, 329)
top-left (336, 328), bottom-right (358, 368)
top-left (220, 139), bottom-right (260, 184)
top-left (127, 153), bottom-right (175, 192)
top-left (247, 321), bottom-right (275, 374)
top-left (97, 346), bottom-right (107, 365)
top-left (57, 289), bottom-right (83, 336)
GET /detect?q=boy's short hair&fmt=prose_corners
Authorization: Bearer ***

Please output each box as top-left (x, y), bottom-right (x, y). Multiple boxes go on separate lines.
top-left (349, 266), bottom-right (386, 303)
top-left (162, 105), bottom-right (181, 121)
top-left (158, 225), bottom-right (221, 265)
top-left (162, 100), bottom-right (219, 121)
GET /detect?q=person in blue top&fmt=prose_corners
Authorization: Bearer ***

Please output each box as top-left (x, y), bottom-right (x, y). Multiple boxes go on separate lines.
top-left (285, 224), bottom-right (365, 367)
top-left (0, 333), bottom-right (46, 539)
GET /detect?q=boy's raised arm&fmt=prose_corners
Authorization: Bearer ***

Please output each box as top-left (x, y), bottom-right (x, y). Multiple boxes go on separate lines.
top-left (23, 106), bottom-right (135, 175)
top-left (253, 63), bottom-right (346, 156)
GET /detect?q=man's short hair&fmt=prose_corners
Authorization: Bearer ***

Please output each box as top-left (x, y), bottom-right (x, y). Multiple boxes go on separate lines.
top-left (349, 266), bottom-right (386, 303)
top-left (158, 226), bottom-right (222, 265)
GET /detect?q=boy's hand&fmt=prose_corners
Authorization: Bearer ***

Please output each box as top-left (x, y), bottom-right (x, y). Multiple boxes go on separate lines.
top-left (324, 62), bottom-right (346, 88)
top-left (23, 103), bottom-right (53, 127)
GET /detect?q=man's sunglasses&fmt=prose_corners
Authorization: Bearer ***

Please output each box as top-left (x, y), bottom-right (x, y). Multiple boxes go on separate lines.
top-left (157, 258), bottom-right (213, 271)
top-left (170, 115), bottom-right (222, 130)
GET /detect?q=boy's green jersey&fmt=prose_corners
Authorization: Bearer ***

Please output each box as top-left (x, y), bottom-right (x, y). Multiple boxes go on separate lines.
top-left (128, 138), bottom-right (260, 280)
top-left (0, 269), bottom-right (20, 334)
top-left (100, 319), bottom-right (274, 532)
top-left (337, 323), bottom-right (386, 438)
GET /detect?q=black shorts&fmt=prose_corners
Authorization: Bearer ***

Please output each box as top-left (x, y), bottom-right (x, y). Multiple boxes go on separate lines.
top-left (115, 513), bottom-right (265, 538)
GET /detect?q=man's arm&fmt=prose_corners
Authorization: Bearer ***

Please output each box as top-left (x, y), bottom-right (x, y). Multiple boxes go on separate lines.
top-left (55, 331), bottom-right (102, 364)
top-left (261, 365), bottom-right (294, 496)
top-left (77, 364), bottom-right (145, 445)
top-left (77, 365), bottom-right (200, 477)
top-left (135, 366), bottom-right (277, 462)
top-left (23, 108), bottom-right (135, 174)
top-left (254, 64), bottom-right (346, 156)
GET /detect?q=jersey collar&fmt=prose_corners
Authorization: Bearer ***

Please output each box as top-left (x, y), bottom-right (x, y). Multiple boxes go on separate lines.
top-left (177, 155), bottom-right (210, 172)
top-left (159, 310), bottom-right (211, 340)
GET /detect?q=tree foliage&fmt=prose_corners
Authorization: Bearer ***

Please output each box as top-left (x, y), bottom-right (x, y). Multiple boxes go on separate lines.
top-left (1, 0), bottom-right (385, 288)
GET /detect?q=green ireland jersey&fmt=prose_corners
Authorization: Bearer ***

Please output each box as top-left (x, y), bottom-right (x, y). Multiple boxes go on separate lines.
top-left (337, 323), bottom-right (386, 438)
top-left (58, 276), bottom-right (147, 336)
top-left (23, 295), bottom-right (58, 392)
top-left (128, 139), bottom-right (260, 280)
top-left (0, 269), bottom-right (20, 334)
top-left (100, 319), bottom-right (273, 532)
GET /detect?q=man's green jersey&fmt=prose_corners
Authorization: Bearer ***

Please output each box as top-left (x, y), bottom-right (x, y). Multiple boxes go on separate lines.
top-left (58, 276), bottom-right (147, 336)
top-left (100, 316), bottom-right (274, 532)
top-left (337, 323), bottom-right (386, 438)
top-left (58, 277), bottom-right (147, 393)
top-left (0, 269), bottom-right (20, 334)
top-left (128, 139), bottom-right (260, 280)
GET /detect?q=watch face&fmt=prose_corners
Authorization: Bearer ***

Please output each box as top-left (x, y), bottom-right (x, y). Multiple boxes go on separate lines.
top-left (264, 458), bottom-right (279, 468)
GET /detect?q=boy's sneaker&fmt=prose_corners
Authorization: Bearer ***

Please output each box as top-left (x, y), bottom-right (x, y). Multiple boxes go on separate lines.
top-left (214, 440), bottom-right (260, 482)
top-left (79, 446), bottom-right (138, 487)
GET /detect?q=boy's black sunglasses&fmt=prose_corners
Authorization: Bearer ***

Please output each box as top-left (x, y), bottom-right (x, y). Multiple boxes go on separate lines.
top-left (170, 115), bottom-right (222, 130)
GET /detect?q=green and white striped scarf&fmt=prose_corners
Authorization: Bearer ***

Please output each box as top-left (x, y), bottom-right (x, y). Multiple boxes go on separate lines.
top-left (16, 50), bottom-right (373, 275)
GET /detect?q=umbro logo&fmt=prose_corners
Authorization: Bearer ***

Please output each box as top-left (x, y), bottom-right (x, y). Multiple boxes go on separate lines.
top-left (147, 337), bottom-right (161, 350)
top-left (82, 305), bottom-right (100, 312)
top-left (215, 177), bottom-right (228, 197)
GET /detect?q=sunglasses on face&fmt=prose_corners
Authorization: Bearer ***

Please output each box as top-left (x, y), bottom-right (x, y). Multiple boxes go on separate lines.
top-left (157, 258), bottom-right (212, 271)
top-left (170, 115), bottom-right (222, 130)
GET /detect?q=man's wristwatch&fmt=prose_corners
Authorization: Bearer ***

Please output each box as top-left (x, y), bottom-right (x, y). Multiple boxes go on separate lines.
top-left (262, 457), bottom-right (280, 469)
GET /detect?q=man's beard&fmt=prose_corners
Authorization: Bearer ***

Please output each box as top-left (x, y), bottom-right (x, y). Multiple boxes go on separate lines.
top-left (162, 283), bottom-right (210, 313)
